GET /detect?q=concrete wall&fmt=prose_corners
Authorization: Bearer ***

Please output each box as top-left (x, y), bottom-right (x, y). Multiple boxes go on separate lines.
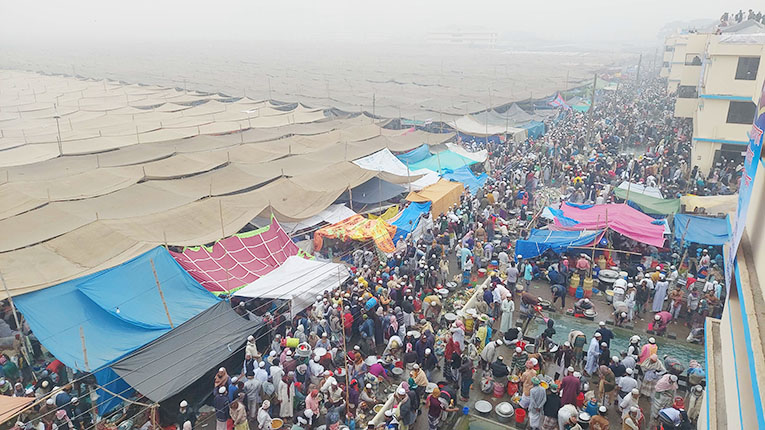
top-left (690, 139), bottom-right (719, 173)
top-left (674, 97), bottom-right (697, 118)
top-left (705, 39), bottom-right (765, 98)
top-left (693, 98), bottom-right (751, 140)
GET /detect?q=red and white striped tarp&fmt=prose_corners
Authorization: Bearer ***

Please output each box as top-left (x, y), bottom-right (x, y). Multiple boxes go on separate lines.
top-left (171, 217), bottom-right (300, 293)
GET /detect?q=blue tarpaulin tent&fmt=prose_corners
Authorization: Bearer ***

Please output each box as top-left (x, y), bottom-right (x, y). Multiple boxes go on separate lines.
top-left (15, 247), bottom-right (219, 413)
top-left (441, 166), bottom-right (488, 195)
top-left (673, 214), bottom-right (731, 246)
top-left (521, 121), bottom-right (546, 139)
top-left (391, 201), bottom-right (432, 243)
top-left (407, 150), bottom-right (476, 173)
top-left (396, 144), bottom-right (431, 165)
top-left (514, 229), bottom-right (602, 260)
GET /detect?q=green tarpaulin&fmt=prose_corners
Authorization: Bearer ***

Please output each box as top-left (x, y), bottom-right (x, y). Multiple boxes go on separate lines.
top-left (613, 187), bottom-right (681, 215)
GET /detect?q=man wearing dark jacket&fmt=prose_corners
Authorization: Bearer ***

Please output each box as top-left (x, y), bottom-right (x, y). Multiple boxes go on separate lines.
top-left (214, 387), bottom-right (230, 430)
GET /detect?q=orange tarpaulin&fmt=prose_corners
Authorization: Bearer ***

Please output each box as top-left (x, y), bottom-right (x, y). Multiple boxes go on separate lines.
top-left (314, 215), bottom-right (397, 253)
top-left (406, 179), bottom-right (464, 217)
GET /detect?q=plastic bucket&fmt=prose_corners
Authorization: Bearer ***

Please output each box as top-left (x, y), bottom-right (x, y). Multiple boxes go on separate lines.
top-left (514, 408), bottom-right (526, 423)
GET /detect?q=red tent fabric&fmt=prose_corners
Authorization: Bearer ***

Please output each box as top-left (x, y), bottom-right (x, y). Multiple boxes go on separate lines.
top-left (171, 217), bottom-right (300, 293)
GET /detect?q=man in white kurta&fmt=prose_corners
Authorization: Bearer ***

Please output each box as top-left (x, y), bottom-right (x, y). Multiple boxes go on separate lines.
top-left (500, 297), bottom-right (515, 333)
top-left (585, 333), bottom-right (602, 375)
top-left (652, 275), bottom-right (669, 313)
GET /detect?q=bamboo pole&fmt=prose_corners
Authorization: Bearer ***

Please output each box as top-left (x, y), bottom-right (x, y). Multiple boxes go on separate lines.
top-left (406, 161), bottom-right (412, 193)
top-left (150, 259), bottom-right (174, 328)
top-left (1, 272), bottom-right (34, 379)
top-left (80, 326), bottom-right (89, 371)
top-left (339, 265), bottom-right (351, 409)
top-left (590, 215), bottom-right (601, 277)
top-left (677, 218), bottom-right (693, 272)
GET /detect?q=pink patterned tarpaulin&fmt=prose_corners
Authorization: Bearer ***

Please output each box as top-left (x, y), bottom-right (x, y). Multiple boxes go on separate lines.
top-left (171, 217), bottom-right (300, 293)
top-left (550, 203), bottom-right (666, 248)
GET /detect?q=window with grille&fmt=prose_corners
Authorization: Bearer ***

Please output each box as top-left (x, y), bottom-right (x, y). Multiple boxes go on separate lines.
top-left (735, 57), bottom-right (760, 80)
top-left (726, 101), bottom-right (756, 124)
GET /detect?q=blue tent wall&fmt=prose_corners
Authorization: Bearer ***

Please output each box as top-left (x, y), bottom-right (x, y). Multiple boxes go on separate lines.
top-left (673, 214), bottom-right (731, 246)
top-left (521, 121), bottom-right (546, 139)
top-left (392, 202), bottom-right (432, 243)
top-left (441, 166), bottom-right (488, 195)
top-left (396, 144), bottom-right (431, 165)
top-left (514, 229), bottom-right (602, 260)
top-left (14, 247), bottom-right (219, 414)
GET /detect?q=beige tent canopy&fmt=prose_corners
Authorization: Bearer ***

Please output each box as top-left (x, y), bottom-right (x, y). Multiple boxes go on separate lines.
top-left (0, 70), bottom-right (463, 296)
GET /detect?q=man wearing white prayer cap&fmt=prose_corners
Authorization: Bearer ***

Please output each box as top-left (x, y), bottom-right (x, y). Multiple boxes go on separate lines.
top-left (257, 400), bottom-right (273, 430)
top-left (214, 386), bottom-right (229, 430)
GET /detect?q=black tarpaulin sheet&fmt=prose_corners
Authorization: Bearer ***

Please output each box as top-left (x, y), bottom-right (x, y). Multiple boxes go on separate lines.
top-left (110, 301), bottom-right (259, 402)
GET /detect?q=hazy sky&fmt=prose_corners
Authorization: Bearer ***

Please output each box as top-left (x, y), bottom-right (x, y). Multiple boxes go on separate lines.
top-left (0, 0), bottom-right (752, 46)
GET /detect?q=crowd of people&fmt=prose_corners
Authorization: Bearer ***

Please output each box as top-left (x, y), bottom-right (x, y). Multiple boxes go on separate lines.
top-left (2, 72), bottom-right (731, 430)
top-left (190, 77), bottom-right (717, 430)
top-left (719, 9), bottom-right (765, 26)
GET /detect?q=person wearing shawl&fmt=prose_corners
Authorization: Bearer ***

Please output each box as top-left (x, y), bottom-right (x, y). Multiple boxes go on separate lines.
top-left (410, 364), bottom-right (429, 397)
top-left (651, 374), bottom-right (678, 426)
top-left (450, 322), bottom-right (466, 350)
top-left (541, 384), bottom-right (561, 430)
top-left (640, 354), bottom-right (666, 398)
top-left (214, 367), bottom-right (230, 394)
top-left (229, 397), bottom-right (249, 430)
top-left (383, 335), bottom-right (402, 361)
top-left (597, 365), bottom-right (616, 405)
top-left (294, 324), bottom-right (308, 344)
top-left (385, 315), bottom-right (399, 340)
top-left (351, 352), bottom-right (367, 380)
top-left (639, 337), bottom-right (658, 363)
top-left (528, 377), bottom-right (547, 430)
top-left (686, 359), bottom-right (706, 386)
top-left (622, 406), bottom-right (640, 430)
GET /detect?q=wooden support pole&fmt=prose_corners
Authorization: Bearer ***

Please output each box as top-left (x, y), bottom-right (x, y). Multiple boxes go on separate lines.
top-left (80, 326), bottom-right (89, 371)
top-left (1, 272), bottom-right (34, 377)
top-left (150, 259), bottom-right (174, 328)
top-left (677, 218), bottom-right (693, 272)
